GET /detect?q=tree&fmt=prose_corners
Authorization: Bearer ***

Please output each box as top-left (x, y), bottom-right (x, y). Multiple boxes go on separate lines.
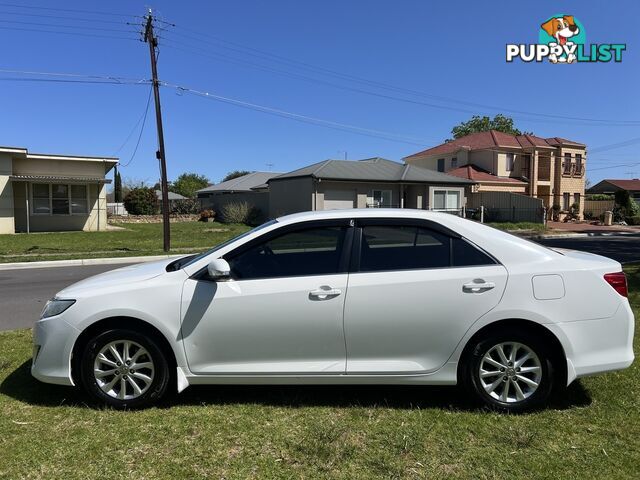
top-left (113, 166), bottom-right (123, 203)
top-left (222, 170), bottom-right (252, 182)
top-left (123, 187), bottom-right (158, 215)
top-left (171, 172), bottom-right (209, 198)
top-left (450, 114), bottom-right (532, 140)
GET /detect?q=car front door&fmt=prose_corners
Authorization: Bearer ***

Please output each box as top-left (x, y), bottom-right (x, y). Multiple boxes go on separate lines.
top-left (344, 219), bottom-right (508, 374)
top-left (180, 219), bottom-right (352, 375)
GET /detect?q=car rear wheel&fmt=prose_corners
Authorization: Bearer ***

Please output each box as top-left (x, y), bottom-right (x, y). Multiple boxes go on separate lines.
top-left (463, 331), bottom-right (555, 412)
top-left (79, 329), bottom-right (171, 409)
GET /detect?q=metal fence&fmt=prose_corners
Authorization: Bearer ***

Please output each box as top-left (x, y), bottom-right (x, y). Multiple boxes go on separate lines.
top-left (466, 192), bottom-right (545, 223)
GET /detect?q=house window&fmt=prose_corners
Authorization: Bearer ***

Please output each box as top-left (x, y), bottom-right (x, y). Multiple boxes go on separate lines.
top-left (451, 157), bottom-right (457, 169)
top-left (371, 189), bottom-right (392, 207)
top-left (574, 193), bottom-right (580, 207)
top-left (563, 153), bottom-right (572, 174)
top-left (31, 183), bottom-right (89, 215)
top-left (505, 153), bottom-right (514, 172)
top-left (563, 192), bottom-right (570, 210)
top-left (437, 158), bottom-right (445, 172)
top-left (431, 188), bottom-right (462, 211)
top-left (575, 154), bottom-right (583, 175)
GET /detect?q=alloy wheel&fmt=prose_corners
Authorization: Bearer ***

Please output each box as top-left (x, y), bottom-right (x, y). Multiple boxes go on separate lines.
top-left (93, 340), bottom-right (155, 400)
top-left (478, 342), bottom-right (542, 403)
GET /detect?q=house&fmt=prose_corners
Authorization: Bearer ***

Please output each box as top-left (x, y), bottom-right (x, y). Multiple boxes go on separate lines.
top-left (587, 179), bottom-right (640, 203)
top-left (403, 130), bottom-right (587, 218)
top-left (0, 145), bottom-right (117, 233)
top-left (197, 171), bottom-right (282, 219)
top-left (155, 189), bottom-right (186, 212)
top-left (267, 157), bottom-right (474, 218)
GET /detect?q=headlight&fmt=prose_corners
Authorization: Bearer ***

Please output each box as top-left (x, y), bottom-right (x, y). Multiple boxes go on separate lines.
top-left (41, 299), bottom-right (76, 319)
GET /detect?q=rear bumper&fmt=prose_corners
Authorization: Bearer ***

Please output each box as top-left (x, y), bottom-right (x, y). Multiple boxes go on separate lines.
top-left (547, 301), bottom-right (635, 384)
top-left (31, 316), bottom-right (80, 386)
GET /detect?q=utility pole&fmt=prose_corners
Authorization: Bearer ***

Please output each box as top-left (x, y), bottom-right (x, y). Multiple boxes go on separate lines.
top-left (144, 9), bottom-right (170, 252)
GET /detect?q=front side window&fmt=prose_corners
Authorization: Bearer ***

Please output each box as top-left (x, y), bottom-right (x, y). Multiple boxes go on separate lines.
top-left (51, 184), bottom-right (69, 215)
top-left (437, 158), bottom-right (445, 172)
top-left (71, 185), bottom-right (88, 214)
top-left (451, 157), bottom-right (458, 169)
top-left (227, 225), bottom-right (348, 280)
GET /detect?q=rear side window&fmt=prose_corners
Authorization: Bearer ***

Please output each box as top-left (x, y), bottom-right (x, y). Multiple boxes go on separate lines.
top-left (357, 224), bottom-right (497, 272)
top-left (452, 237), bottom-right (496, 267)
top-left (359, 225), bottom-right (450, 271)
top-left (227, 226), bottom-right (347, 279)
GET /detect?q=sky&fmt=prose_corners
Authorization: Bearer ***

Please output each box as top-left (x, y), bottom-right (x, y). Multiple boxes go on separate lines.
top-left (0, 0), bottom-right (638, 187)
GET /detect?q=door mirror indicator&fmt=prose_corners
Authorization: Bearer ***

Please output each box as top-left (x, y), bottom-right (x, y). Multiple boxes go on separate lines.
top-left (207, 258), bottom-right (231, 280)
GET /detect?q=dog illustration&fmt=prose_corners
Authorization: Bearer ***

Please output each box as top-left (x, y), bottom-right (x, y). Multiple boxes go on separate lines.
top-left (541, 15), bottom-right (580, 63)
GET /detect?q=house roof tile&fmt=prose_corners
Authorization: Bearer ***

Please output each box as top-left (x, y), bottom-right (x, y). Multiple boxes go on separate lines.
top-left (445, 164), bottom-right (527, 184)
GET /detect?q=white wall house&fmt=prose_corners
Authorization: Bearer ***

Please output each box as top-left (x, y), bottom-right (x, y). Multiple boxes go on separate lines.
top-left (0, 146), bottom-right (117, 234)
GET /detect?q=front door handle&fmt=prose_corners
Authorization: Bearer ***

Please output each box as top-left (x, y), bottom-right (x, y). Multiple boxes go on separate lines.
top-left (309, 286), bottom-right (342, 300)
top-left (462, 280), bottom-right (496, 294)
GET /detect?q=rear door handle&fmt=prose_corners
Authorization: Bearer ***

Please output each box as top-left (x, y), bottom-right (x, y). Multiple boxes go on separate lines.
top-left (462, 280), bottom-right (495, 294)
top-left (309, 286), bottom-right (342, 300)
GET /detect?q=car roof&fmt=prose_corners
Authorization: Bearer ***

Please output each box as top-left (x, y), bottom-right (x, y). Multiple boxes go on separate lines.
top-left (276, 208), bottom-right (451, 224)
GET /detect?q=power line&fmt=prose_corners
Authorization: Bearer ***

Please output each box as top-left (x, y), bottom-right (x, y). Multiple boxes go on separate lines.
top-left (0, 18), bottom-right (138, 34)
top-left (162, 81), bottom-right (437, 146)
top-left (162, 25), bottom-right (640, 126)
top-left (590, 136), bottom-right (640, 153)
top-left (119, 87), bottom-right (153, 167)
top-left (0, 2), bottom-right (137, 18)
top-left (0, 68), bottom-right (148, 83)
top-left (0, 9), bottom-right (135, 24)
top-left (0, 25), bottom-right (139, 41)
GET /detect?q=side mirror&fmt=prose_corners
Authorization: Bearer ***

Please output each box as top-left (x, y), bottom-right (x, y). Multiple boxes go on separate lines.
top-left (207, 258), bottom-right (231, 280)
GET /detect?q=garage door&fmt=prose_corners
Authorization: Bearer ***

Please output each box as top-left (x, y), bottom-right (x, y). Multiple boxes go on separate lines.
top-left (323, 189), bottom-right (356, 210)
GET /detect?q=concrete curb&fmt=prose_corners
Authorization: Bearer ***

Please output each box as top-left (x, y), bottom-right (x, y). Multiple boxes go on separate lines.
top-left (0, 254), bottom-right (185, 271)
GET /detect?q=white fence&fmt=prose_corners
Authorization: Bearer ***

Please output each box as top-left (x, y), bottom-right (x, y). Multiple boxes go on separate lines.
top-left (107, 202), bottom-right (128, 216)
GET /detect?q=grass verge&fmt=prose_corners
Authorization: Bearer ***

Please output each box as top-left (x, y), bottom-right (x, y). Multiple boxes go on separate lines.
top-left (0, 267), bottom-right (638, 479)
top-left (0, 222), bottom-right (251, 263)
top-left (487, 222), bottom-right (548, 233)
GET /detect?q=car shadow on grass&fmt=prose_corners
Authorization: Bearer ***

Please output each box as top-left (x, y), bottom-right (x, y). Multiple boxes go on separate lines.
top-left (1, 360), bottom-right (592, 413)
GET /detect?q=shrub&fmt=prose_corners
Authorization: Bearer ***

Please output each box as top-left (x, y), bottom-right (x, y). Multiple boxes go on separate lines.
top-left (170, 198), bottom-right (199, 215)
top-left (586, 194), bottom-right (614, 201)
top-left (220, 201), bottom-right (262, 225)
top-left (199, 209), bottom-right (216, 221)
top-left (626, 215), bottom-right (640, 226)
top-left (123, 187), bottom-right (158, 215)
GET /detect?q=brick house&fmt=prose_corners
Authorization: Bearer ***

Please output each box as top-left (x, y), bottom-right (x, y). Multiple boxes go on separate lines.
top-left (403, 130), bottom-right (587, 218)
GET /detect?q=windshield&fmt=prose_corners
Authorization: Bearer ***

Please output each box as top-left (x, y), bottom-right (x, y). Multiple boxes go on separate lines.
top-left (167, 219), bottom-right (278, 271)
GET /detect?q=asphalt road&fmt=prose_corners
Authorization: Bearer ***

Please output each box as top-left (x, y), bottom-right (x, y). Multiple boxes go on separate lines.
top-left (0, 264), bottom-right (131, 331)
top-left (1, 234), bottom-right (639, 332)
top-left (537, 233), bottom-right (640, 264)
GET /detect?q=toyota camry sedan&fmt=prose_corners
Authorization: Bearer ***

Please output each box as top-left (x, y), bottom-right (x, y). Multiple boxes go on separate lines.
top-left (32, 209), bottom-right (634, 411)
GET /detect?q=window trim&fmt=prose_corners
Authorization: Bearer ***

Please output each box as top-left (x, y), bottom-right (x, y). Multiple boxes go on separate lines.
top-left (29, 182), bottom-right (90, 216)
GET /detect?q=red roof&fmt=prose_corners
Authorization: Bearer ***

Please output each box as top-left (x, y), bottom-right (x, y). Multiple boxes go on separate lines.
top-left (603, 179), bottom-right (640, 191)
top-left (446, 164), bottom-right (527, 184)
top-left (405, 130), bottom-right (584, 159)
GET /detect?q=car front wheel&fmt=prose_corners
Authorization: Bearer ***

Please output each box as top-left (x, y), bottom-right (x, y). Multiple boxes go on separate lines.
top-left (79, 329), bottom-right (171, 409)
top-left (464, 331), bottom-right (555, 412)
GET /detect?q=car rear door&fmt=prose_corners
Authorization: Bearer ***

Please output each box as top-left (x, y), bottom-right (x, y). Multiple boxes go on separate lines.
top-left (344, 218), bottom-right (508, 374)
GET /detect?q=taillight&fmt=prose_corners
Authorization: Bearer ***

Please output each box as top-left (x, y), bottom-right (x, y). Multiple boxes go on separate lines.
top-left (604, 272), bottom-right (628, 298)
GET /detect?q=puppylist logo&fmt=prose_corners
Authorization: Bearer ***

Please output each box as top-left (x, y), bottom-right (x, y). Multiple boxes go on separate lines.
top-left (507, 14), bottom-right (626, 63)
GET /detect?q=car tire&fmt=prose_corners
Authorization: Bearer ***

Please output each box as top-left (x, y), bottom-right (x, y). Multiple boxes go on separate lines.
top-left (462, 330), bottom-right (555, 412)
top-left (79, 329), bottom-right (171, 409)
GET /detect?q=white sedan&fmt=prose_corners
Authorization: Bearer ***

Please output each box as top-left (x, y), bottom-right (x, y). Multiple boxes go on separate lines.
top-left (32, 210), bottom-right (634, 411)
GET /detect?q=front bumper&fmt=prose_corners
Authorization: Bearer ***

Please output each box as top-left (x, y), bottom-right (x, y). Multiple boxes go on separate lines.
top-left (547, 301), bottom-right (635, 384)
top-left (31, 316), bottom-right (81, 386)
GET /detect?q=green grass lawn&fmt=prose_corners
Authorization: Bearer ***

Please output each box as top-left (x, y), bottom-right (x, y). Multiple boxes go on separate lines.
top-left (0, 267), bottom-right (638, 478)
top-left (0, 222), bottom-right (251, 263)
top-left (487, 221), bottom-right (548, 233)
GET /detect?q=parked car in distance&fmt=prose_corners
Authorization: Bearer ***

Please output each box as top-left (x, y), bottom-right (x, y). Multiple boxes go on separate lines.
top-left (32, 209), bottom-right (634, 411)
